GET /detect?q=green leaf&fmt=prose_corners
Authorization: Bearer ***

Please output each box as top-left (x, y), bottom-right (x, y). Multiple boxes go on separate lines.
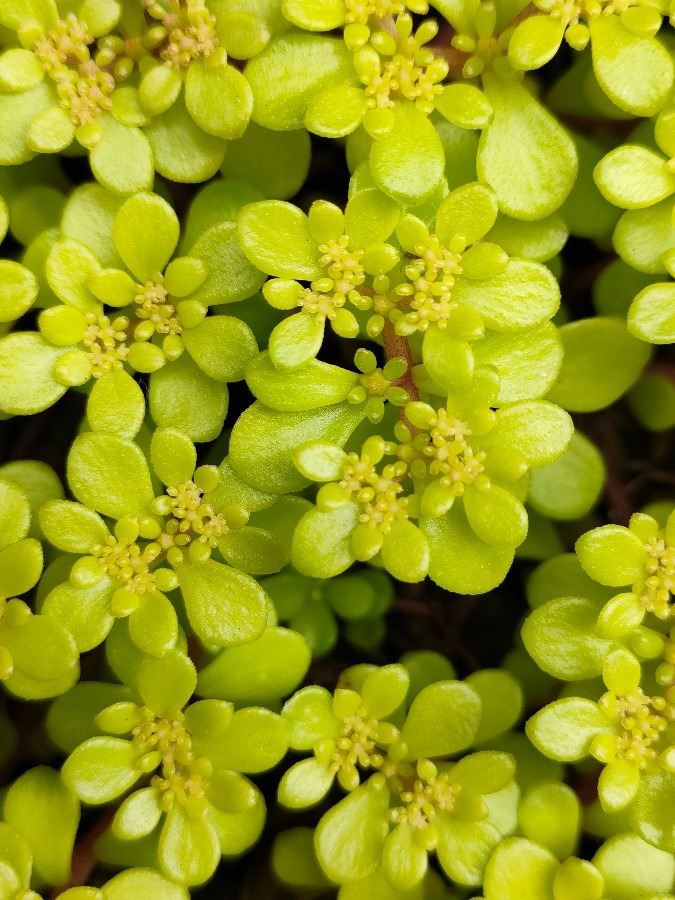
top-left (518, 782), bottom-right (581, 860)
top-left (150, 427), bottom-right (196, 488)
top-left (0, 260), bottom-right (38, 323)
top-left (370, 101), bottom-right (445, 205)
top-left (381, 520), bottom-right (430, 583)
top-left (576, 524), bottom-right (646, 586)
top-left (486, 213), bottom-right (568, 262)
top-left (207, 707), bottom-right (290, 773)
top-left (217, 525), bottom-right (287, 575)
top-left (0, 478), bottom-right (30, 550)
top-left (4, 766), bottom-right (79, 885)
top-left (482, 836), bottom-right (558, 899)
top-left (465, 671), bottom-right (523, 743)
top-left (158, 807), bottom-right (220, 887)
top-left (87, 370), bottom-right (145, 439)
top-left (269, 313), bottom-right (325, 372)
top-left (344, 188), bottom-right (400, 249)
top-left (90, 115), bottom-right (153, 197)
top-left (382, 823), bottom-right (428, 891)
top-left (149, 352), bottom-right (229, 443)
top-left (42, 577), bottom-right (115, 653)
top-left (306, 84), bottom-right (365, 138)
top-left (436, 182), bottom-right (499, 246)
top-left (222, 123), bottom-right (311, 200)
top-left (482, 401), bottom-right (574, 468)
top-left (137, 651), bottom-right (196, 717)
top-left (598, 760), bottom-right (641, 814)
top-left (400, 680), bottom-right (482, 759)
top-left (508, 15), bottom-right (564, 70)
top-left (450, 751), bottom-right (516, 794)
top-left (185, 60), bottom-right (253, 140)
top-left (39, 500), bottom-right (107, 554)
top-left (197, 627), bottom-right (310, 705)
top-left (628, 282), bottom-right (675, 344)
top-left (206, 779), bottom-right (266, 855)
top-left (46, 238), bottom-right (101, 313)
top-left (27, 105), bottom-right (74, 154)
top-left (61, 736), bottom-right (141, 804)
top-left (422, 328), bottom-right (473, 392)
top-left (0, 83), bottom-right (52, 166)
top-left (61, 183), bottom-right (124, 269)
top-left (590, 16), bottom-right (673, 117)
top-left (0, 0), bottom-right (58, 31)
top-left (528, 431), bottom-right (605, 521)
top-left (282, 0), bottom-right (344, 29)
top-left (547, 317), bottom-right (651, 412)
top-left (613, 199), bottom-right (675, 275)
top-left (229, 401), bottom-right (366, 493)
top-left (113, 192), bottom-right (179, 282)
top-left (473, 323), bottom-right (563, 404)
top-left (102, 868), bottom-right (189, 900)
top-left (0, 332), bottom-right (69, 415)
top-left (526, 698), bottom-right (610, 761)
top-left (247, 353), bottom-right (358, 411)
top-left (238, 200), bottom-right (321, 280)
top-left (631, 773), bottom-right (675, 853)
top-left (314, 782), bottom-right (390, 883)
top-left (0, 821), bottom-right (31, 888)
top-left (594, 831), bottom-right (675, 895)
top-left (67, 433), bottom-right (154, 519)
top-left (246, 33), bottom-right (353, 131)
top-left (464, 485), bottom-right (528, 548)
top-left (292, 503), bottom-right (359, 578)
top-left (129, 590), bottom-right (178, 657)
top-left (144, 93), bottom-right (226, 184)
top-left (180, 180), bottom-right (264, 251)
top-left (435, 82), bottom-right (494, 130)
top-left (436, 818), bottom-right (500, 887)
top-left (453, 260), bottom-right (559, 332)
top-left (522, 597), bottom-right (612, 680)
top-left (0, 460), bottom-right (64, 540)
top-left (0, 538), bottom-right (42, 599)
top-left (112, 788), bottom-right (163, 841)
top-left (423, 503), bottom-right (515, 594)
top-left (182, 315), bottom-right (258, 381)
top-left (281, 685), bottom-right (336, 750)
top-left (594, 145), bottom-right (675, 209)
top-left (177, 560), bottom-right (268, 647)
top-left (278, 758), bottom-right (334, 809)
top-left (361, 664), bottom-right (409, 719)
top-left (479, 74), bottom-right (577, 220)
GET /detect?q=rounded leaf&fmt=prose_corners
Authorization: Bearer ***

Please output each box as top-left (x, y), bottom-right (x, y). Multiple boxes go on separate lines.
top-left (87, 370), bottom-right (145, 439)
top-left (113, 192), bottom-right (179, 283)
top-left (4, 766), bottom-right (79, 885)
top-left (526, 698), bottom-right (611, 761)
top-left (400, 680), bottom-right (482, 760)
top-left (370, 101), bottom-right (445, 205)
top-left (314, 783), bottom-right (390, 884)
top-left (238, 200), bottom-right (321, 280)
top-left (158, 806), bottom-right (220, 887)
top-left (67, 433), bottom-right (154, 519)
top-left (177, 560), bottom-right (268, 647)
top-left (61, 736), bottom-right (141, 804)
top-left (479, 74), bottom-right (577, 220)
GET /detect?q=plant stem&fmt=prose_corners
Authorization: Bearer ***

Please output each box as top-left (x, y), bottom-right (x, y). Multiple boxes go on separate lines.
top-left (382, 319), bottom-right (420, 407)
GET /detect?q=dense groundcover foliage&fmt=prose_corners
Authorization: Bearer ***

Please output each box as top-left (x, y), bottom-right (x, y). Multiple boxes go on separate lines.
top-left (0, 0), bottom-right (675, 897)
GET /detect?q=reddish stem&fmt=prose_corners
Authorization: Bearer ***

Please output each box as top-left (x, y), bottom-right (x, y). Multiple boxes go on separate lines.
top-left (382, 319), bottom-right (419, 406)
